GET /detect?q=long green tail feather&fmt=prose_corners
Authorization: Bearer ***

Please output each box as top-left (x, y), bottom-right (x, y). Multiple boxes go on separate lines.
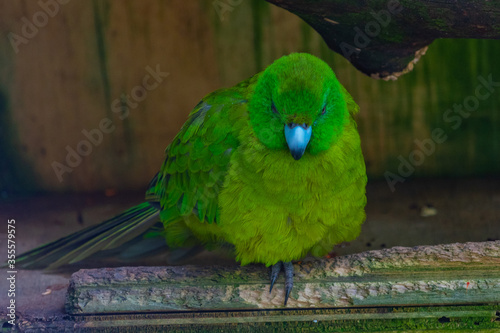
top-left (14, 202), bottom-right (160, 270)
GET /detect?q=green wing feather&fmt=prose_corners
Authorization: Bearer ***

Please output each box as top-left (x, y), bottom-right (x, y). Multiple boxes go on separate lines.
top-left (14, 202), bottom-right (160, 269)
top-left (146, 80), bottom-right (254, 226)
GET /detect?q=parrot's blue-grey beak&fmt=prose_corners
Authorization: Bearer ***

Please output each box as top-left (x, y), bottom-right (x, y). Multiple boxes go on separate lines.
top-left (284, 123), bottom-right (312, 160)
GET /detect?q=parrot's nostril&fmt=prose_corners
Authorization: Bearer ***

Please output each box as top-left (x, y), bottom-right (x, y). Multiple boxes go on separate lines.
top-left (288, 123), bottom-right (309, 130)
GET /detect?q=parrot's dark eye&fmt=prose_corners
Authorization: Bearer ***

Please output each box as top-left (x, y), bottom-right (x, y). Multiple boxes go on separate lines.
top-left (321, 105), bottom-right (327, 115)
top-left (271, 101), bottom-right (279, 115)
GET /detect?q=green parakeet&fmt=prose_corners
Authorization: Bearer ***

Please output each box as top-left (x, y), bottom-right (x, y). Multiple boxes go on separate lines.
top-left (15, 53), bottom-right (367, 305)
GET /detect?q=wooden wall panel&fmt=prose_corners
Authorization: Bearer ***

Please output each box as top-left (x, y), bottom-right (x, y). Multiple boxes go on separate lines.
top-left (0, 1), bottom-right (498, 193)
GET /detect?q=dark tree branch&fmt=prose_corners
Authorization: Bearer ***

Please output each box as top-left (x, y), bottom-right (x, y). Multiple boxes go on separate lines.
top-left (265, 0), bottom-right (500, 79)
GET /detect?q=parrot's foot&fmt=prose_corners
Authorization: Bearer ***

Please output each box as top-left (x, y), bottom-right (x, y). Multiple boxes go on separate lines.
top-left (269, 261), bottom-right (294, 305)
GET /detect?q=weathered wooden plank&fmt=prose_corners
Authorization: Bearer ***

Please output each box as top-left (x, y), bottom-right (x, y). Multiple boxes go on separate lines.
top-left (14, 305), bottom-right (500, 332)
top-left (66, 241), bottom-right (500, 314)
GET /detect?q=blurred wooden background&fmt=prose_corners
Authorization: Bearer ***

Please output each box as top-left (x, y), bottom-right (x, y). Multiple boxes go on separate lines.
top-left (0, 0), bottom-right (499, 193)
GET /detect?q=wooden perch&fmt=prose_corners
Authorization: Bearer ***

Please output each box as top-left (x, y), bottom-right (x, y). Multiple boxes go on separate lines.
top-left (265, 0), bottom-right (500, 79)
top-left (67, 241), bottom-right (500, 314)
top-left (10, 241), bottom-right (500, 332)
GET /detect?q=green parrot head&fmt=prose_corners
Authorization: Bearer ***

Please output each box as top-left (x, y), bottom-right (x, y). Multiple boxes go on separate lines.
top-left (248, 53), bottom-right (355, 160)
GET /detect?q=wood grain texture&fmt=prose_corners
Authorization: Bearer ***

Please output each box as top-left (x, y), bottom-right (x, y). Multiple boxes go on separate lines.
top-left (66, 241), bottom-right (500, 313)
top-left (13, 305), bottom-right (500, 332)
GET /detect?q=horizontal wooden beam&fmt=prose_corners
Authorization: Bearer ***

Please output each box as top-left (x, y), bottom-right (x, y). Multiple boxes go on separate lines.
top-left (66, 241), bottom-right (500, 314)
top-left (15, 305), bottom-right (500, 332)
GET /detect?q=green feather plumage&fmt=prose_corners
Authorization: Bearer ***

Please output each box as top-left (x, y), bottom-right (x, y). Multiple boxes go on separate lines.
top-left (14, 53), bottom-right (366, 270)
top-left (148, 52), bottom-right (366, 266)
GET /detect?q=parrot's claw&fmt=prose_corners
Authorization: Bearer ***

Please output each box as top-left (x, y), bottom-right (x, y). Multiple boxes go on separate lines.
top-left (269, 261), bottom-right (294, 305)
